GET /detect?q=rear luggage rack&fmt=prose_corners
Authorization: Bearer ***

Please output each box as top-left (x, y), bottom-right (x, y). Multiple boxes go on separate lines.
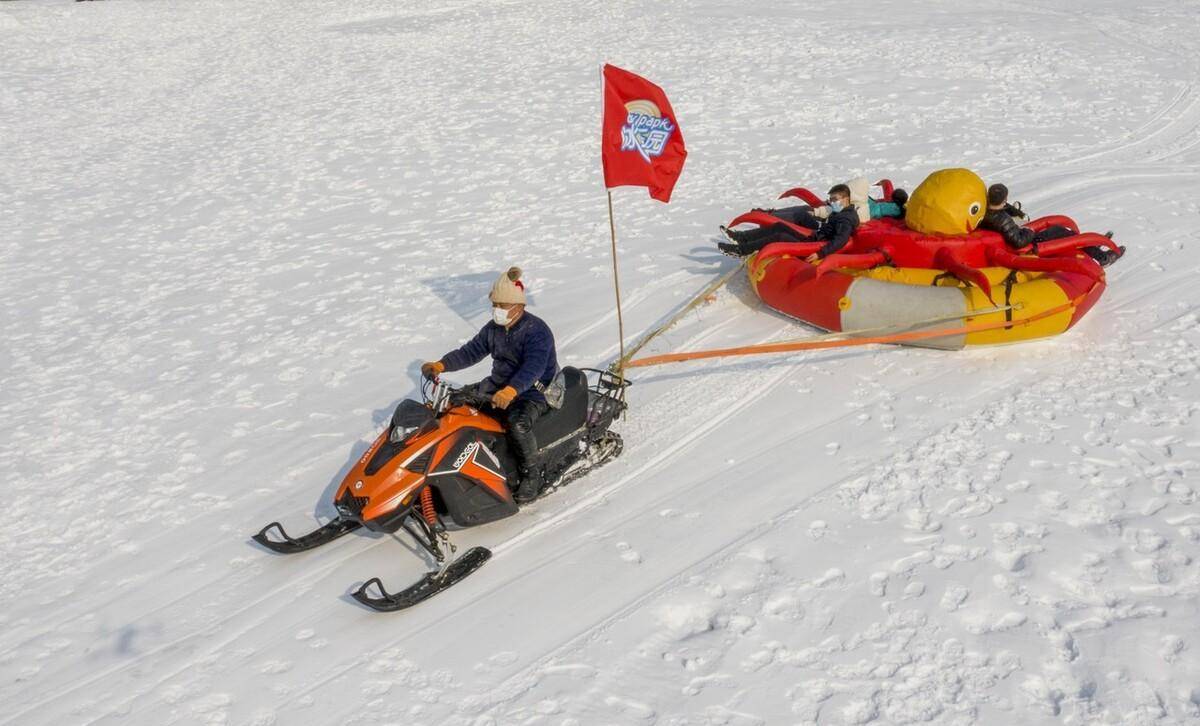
top-left (580, 368), bottom-right (629, 430)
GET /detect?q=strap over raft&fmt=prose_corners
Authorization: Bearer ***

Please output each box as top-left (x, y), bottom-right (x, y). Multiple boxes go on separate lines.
top-left (625, 286), bottom-right (1098, 369)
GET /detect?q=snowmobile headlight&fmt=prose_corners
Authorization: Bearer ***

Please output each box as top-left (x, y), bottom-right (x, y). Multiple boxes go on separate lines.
top-left (389, 424), bottom-right (417, 444)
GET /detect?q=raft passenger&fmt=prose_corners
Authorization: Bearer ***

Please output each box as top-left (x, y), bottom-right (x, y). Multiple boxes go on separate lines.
top-left (719, 183), bottom-right (859, 261)
top-left (981, 183), bottom-right (1123, 267)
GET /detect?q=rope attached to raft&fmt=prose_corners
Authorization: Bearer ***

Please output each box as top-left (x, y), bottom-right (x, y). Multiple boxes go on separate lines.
top-left (626, 294), bottom-right (1086, 369)
top-left (609, 255), bottom-right (1095, 371)
top-left (613, 259), bottom-right (748, 371)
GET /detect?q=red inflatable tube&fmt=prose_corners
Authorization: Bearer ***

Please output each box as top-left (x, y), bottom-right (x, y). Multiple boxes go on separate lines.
top-left (987, 246), bottom-right (1102, 282)
top-left (727, 211), bottom-right (819, 242)
top-left (1036, 232), bottom-right (1121, 257)
top-left (755, 240), bottom-right (824, 265)
top-left (874, 178), bottom-right (894, 201)
top-left (1026, 215), bottom-right (1079, 234)
top-left (816, 251), bottom-right (888, 278)
top-left (779, 186), bottom-right (825, 208)
top-left (751, 250), bottom-right (853, 332)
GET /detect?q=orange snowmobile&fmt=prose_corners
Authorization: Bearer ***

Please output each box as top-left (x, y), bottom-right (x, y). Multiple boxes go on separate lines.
top-left (252, 367), bottom-right (627, 611)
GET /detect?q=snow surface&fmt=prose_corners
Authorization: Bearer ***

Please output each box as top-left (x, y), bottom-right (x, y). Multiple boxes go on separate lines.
top-left (2, 0), bottom-right (1199, 724)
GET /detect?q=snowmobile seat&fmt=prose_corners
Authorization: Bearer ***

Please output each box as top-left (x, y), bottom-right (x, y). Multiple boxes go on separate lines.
top-left (531, 367), bottom-right (588, 450)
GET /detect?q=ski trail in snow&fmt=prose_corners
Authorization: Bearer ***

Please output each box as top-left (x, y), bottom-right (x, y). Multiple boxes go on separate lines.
top-left (306, 326), bottom-right (1097, 724)
top-left (467, 309), bottom-right (1200, 724)
top-left (462, 374), bottom-right (1039, 707)
top-left (1, 287), bottom-right (792, 726)
top-left (51, 305), bottom-right (795, 725)
top-left (555, 267), bottom-right (698, 351)
top-left (492, 357), bottom-right (798, 555)
top-left (5, 1), bottom-right (1200, 723)
top-left (1062, 83), bottom-right (1200, 166)
top-left (12, 223), bottom-right (1188, 725)
top-left (0, 271), bottom-right (731, 661)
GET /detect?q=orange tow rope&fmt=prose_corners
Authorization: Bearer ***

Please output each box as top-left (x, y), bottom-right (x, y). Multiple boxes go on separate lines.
top-left (625, 290), bottom-right (1092, 369)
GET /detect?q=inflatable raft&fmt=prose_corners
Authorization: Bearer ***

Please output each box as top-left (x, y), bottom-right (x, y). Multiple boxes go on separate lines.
top-left (746, 221), bottom-right (1107, 349)
top-left (729, 170), bottom-right (1119, 349)
top-left (749, 255), bottom-right (1104, 349)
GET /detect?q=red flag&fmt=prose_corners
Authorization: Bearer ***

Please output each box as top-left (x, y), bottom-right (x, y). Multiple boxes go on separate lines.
top-left (601, 64), bottom-right (687, 203)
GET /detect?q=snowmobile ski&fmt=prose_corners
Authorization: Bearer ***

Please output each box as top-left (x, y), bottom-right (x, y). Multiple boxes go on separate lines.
top-left (252, 517), bottom-right (361, 554)
top-left (350, 546), bottom-right (492, 612)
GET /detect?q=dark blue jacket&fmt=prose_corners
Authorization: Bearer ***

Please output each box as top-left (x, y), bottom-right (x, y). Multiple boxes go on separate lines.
top-left (440, 312), bottom-right (558, 402)
top-left (815, 206), bottom-right (860, 257)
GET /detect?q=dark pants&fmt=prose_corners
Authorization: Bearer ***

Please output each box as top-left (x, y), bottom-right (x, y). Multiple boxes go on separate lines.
top-left (468, 381), bottom-right (549, 475)
top-left (1033, 225), bottom-right (1073, 244)
top-left (771, 206), bottom-right (822, 229)
top-left (734, 206), bottom-right (819, 254)
top-left (503, 398), bottom-right (549, 475)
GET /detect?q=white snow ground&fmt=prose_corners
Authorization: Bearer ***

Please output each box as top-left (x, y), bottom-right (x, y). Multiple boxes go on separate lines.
top-left (2, 0), bottom-right (1199, 724)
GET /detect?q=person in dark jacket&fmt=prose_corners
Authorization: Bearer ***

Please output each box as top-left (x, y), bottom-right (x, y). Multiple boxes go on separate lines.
top-left (745, 177), bottom-right (907, 226)
top-left (718, 183), bottom-right (860, 260)
top-left (980, 184), bottom-right (1037, 249)
top-left (421, 267), bottom-right (558, 503)
top-left (981, 183), bottom-right (1124, 266)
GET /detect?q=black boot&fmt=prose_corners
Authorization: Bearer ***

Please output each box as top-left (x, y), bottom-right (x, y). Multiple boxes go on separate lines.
top-left (514, 467), bottom-right (544, 504)
top-left (1101, 245), bottom-right (1126, 267)
top-left (1084, 244), bottom-right (1126, 268)
top-left (719, 225), bottom-right (752, 244)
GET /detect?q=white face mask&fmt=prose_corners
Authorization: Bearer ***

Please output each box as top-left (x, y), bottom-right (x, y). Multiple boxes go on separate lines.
top-left (492, 306), bottom-right (512, 326)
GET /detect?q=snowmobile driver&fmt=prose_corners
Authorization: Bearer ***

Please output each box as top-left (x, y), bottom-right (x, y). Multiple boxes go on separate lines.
top-left (421, 267), bottom-right (558, 504)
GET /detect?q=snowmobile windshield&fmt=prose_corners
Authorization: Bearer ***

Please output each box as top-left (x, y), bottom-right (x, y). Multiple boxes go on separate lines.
top-left (390, 400), bottom-right (435, 443)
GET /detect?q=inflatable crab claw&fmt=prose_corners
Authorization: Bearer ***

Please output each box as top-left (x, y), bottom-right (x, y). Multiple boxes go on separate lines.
top-left (726, 211), bottom-right (820, 244)
top-left (778, 186), bottom-right (825, 208)
top-left (874, 179), bottom-right (895, 201)
top-left (987, 246), bottom-right (1103, 281)
top-left (728, 210), bottom-right (788, 228)
top-left (1026, 215), bottom-right (1079, 235)
top-left (933, 247), bottom-right (994, 303)
top-left (815, 251), bottom-right (889, 278)
top-left (755, 241), bottom-right (825, 265)
top-left (1036, 232), bottom-right (1122, 258)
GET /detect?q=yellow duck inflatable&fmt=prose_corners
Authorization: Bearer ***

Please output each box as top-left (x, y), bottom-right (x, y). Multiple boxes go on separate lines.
top-left (904, 168), bottom-right (988, 236)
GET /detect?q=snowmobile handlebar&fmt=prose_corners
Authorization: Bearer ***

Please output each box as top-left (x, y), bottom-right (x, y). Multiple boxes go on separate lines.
top-left (421, 377), bottom-right (495, 412)
top-left (447, 387), bottom-right (494, 409)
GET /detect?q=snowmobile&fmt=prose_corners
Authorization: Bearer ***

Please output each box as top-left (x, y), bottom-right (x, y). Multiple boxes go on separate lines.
top-left (252, 367), bottom-right (627, 612)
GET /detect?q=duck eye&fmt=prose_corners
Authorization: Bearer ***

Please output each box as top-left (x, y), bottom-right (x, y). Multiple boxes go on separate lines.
top-left (969, 203), bottom-right (981, 216)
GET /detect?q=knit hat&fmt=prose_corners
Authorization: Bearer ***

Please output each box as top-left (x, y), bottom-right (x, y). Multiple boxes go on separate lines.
top-left (489, 266), bottom-right (526, 305)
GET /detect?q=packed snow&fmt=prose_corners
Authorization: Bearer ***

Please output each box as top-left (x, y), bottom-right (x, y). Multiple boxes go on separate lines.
top-left (2, 0), bottom-right (1199, 724)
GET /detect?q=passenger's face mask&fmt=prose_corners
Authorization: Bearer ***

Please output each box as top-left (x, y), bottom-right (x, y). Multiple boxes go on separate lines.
top-left (492, 306), bottom-right (512, 326)
top-left (828, 199), bottom-right (846, 213)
